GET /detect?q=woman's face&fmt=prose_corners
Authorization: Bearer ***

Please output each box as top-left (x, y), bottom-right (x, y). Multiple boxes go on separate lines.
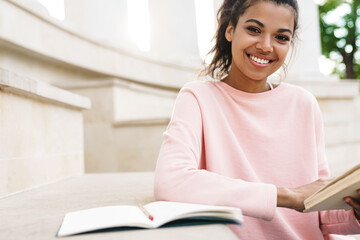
top-left (225, 1), bottom-right (294, 82)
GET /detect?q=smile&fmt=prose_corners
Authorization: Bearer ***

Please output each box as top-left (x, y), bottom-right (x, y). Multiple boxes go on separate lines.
top-left (248, 54), bottom-right (273, 65)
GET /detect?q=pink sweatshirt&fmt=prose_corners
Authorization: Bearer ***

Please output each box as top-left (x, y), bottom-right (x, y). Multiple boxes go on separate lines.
top-left (154, 80), bottom-right (360, 239)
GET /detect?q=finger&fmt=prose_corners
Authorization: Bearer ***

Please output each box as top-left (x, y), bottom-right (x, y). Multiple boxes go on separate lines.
top-left (344, 197), bottom-right (360, 220)
top-left (344, 197), bottom-right (360, 210)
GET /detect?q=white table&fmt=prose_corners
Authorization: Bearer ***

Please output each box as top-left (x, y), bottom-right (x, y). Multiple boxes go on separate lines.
top-left (0, 172), bottom-right (239, 240)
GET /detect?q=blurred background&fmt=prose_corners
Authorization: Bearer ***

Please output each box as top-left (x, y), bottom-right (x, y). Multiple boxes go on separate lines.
top-left (0, 0), bottom-right (359, 197)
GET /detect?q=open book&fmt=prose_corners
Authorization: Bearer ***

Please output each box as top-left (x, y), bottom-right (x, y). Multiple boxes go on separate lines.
top-left (57, 201), bottom-right (243, 237)
top-left (304, 163), bottom-right (360, 212)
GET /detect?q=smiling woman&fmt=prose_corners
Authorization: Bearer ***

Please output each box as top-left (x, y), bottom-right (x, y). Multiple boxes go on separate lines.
top-left (222, 1), bottom-right (294, 93)
top-left (154, 0), bottom-right (360, 239)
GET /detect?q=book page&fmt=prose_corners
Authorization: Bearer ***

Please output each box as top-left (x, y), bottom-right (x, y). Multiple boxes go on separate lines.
top-left (145, 201), bottom-right (242, 227)
top-left (304, 164), bottom-right (360, 212)
top-left (57, 205), bottom-right (153, 237)
top-left (318, 163), bottom-right (360, 193)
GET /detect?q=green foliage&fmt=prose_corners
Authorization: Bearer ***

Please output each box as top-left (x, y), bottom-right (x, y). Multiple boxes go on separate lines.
top-left (318, 0), bottom-right (360, 79)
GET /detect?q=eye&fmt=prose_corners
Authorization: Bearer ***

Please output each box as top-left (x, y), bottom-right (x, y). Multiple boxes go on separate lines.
top-left (276, 35), bottom-right (290, 42)
top-left (247, 26), bottom-right (261, 34)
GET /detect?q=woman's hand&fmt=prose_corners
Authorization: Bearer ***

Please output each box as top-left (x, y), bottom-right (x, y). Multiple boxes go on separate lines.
top-left (344, 190), bottom-right (360, 220)
top-left (277, 179), bottom-right (332, 212)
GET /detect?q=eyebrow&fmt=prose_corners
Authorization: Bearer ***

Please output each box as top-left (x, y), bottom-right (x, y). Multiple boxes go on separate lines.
top-left (245, 19), bottom-right (293, 35)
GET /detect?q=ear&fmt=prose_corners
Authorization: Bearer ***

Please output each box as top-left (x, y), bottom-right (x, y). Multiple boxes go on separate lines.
top-left (225, 23), bottom-right (234, 42)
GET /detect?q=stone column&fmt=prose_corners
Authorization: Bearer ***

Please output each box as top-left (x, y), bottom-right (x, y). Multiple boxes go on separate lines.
top-left (64, 0), bottom-right (134, 50)
top-left (286, 0), bottom-right (325, 81)
top-left (213, 0), bottom-right (222, 20)
top-left (148, 0), bottom-right (200, 66)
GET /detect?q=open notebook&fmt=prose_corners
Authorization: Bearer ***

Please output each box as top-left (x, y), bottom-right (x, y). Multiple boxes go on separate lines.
top-left (57, 201), bottom-right (243, 237)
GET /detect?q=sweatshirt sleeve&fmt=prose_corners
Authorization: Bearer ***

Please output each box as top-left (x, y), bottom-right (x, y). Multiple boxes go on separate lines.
top-left (313, 100), bottom-right (360, 235)
top-left (154, 87), bottom-right (277, 221)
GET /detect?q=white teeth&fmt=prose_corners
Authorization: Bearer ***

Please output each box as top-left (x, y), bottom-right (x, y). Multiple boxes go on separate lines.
top-left (249, 55), bottom-right (270, 64)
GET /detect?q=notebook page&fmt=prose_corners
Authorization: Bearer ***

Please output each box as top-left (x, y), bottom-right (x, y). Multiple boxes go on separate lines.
top-left (145, 201), bottom-right (241, 227)
top-left (58, 205), bottom-right (152, 237)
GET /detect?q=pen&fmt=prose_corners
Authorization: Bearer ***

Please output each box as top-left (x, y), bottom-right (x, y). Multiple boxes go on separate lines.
top-left (138, 204), bottom-right (154, 221)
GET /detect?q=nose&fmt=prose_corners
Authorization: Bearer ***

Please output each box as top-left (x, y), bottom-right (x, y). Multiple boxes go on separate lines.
top-left (256, 35), bottom-right (273, 53)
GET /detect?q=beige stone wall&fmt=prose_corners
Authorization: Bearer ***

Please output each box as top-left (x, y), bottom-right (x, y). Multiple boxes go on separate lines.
top-left (62, 79), bottom-right (176, 172)
top-left (0, 0), bottom-right (195, 89)
top-left (0, 0), bottom-right (196, 175)
top-left (321, 96), bottom-right (360, 176)
top-left (0, 69), bottom-right (90, 196)
top-left (296, 80), bottom-right (360, 177)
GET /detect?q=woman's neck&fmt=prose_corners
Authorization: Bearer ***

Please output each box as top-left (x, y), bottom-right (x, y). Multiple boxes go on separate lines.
top-left (222, 73), bottom-right (270, 93)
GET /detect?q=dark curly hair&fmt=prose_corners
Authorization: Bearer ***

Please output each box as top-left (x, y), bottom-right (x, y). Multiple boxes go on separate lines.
top-left (203, 0), bottom-right (299, 79)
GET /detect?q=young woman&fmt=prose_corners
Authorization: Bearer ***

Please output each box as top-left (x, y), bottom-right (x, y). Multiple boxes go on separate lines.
top-left (154, 0), bottom-right (360, 239)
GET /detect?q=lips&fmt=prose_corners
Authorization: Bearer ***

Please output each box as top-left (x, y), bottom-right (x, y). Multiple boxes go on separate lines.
top-left (247, 53), bottom-right (274, 65)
